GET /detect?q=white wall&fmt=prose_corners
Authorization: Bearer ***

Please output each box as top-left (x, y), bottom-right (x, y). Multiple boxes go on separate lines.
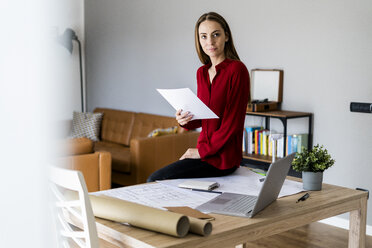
top-left (51, 0), bottom-right (85, 121)
top-left (85, 0), bottom-right (372, 225)
top-left (0, 0), bottom-right (85, 247)
top-left (1, 0), bottom-right (53, 247)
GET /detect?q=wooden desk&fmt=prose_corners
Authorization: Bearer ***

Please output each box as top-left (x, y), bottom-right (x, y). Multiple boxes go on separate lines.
top-left (94, 183), bottom-right (367, 248)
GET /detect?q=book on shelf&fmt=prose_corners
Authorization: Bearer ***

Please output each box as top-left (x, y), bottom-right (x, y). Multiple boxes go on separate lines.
top-left (245, 126), bottom-right (275, 156)
top-left (268, 132), bottom-right (282, 158)
top-left (286, 135), bottom-right (292, 155)
top-left (268, 138), bottom-right (272, 156)
top-left (297, 133), bottom-right (308, 153)
top-left (244, 126), bottom-right (263, 154)
top-left (242, 129), bottom-right (247, 154)
top-left (276, 136), bottom-right (284, 158)
top-left (262, 131), bottom-right (268, 156)
top-left (261, 130), bottom-right (265, 155)
top-left (243, 126), bottom-right (262, 154)
top-left (261, 131), bottom-right (264, 155)
top-left (286, 133), bottom-right (308, 156)
top-left (244, 127), bottom-right (309, 159)
top-left (255, 129), bottom-right (261, 155)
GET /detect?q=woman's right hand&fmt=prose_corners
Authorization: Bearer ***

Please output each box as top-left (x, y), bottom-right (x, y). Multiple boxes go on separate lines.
top-left (175, 109), bottom-right (193, 126)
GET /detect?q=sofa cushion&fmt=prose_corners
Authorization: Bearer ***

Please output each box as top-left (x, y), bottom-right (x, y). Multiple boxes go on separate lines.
top-left (94, 108), bottom-right (135, 146)
top-left (70, 111), bottom-right (103, 141)
top-left (94, 141), bottom-right (131, 173)
top-left (131, 113), bottom-right (179, 140)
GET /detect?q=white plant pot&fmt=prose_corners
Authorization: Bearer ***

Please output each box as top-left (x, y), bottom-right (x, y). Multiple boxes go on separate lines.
top-left (302, 171), bottom-right (323, 191)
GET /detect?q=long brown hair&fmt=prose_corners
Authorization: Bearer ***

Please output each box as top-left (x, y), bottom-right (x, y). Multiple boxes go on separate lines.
top-left (195, 12), bottom-right (240, 65)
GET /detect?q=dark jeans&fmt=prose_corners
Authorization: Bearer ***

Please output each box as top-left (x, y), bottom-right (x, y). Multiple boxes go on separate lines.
top-left (147, 158), bottom-right (237, 182)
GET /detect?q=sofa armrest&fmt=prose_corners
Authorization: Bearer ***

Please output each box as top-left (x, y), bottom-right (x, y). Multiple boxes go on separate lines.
top-left (97, 151), bottom-right (112, 191)
top-left (130, 131), bottom-right (200, 184)
top-left (56, 151), bottom-right (112, 192)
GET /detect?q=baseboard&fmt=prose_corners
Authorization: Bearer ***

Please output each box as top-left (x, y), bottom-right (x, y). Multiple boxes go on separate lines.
top-left (318, 216), bottom-right (372, 236)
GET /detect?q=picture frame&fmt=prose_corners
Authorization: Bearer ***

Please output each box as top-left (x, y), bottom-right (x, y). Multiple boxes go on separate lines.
top-left (247, 69), bottom-right (284, 112)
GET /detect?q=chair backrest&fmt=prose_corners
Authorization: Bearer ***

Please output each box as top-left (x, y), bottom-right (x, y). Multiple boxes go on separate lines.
top-left (50, 166), bottom-right (99, 248)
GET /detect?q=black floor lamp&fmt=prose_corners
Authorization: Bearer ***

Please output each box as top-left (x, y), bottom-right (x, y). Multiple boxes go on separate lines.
top-left (57, 28), bottom-right (85, 112)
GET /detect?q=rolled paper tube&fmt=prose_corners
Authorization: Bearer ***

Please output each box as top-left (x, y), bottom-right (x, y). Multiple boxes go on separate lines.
top-left (189, 217), bottom-right (212, 236)
top-left (89, 195), bottom-right (190, 238)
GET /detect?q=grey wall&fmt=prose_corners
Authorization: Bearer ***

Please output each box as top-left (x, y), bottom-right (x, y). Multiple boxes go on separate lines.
top-left (86, 0), bottom-right (372, 225)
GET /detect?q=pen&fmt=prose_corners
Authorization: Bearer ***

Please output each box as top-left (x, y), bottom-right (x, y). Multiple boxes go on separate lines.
top-left (191, 189), bottom-right (222, 194)
top-left (296, 193), bottom-right (310, 203)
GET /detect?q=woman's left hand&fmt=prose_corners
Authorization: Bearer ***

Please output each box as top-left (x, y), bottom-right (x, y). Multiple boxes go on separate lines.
top-left (180, 148), bottom-right (200, 160)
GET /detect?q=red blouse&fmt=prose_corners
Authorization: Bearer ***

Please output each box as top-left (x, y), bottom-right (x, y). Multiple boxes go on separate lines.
top-left (183, 59), bottom-right (250, 170)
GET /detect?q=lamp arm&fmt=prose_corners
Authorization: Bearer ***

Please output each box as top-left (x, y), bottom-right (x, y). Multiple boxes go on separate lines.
top-left (75, 38), bottom-right (84, 112)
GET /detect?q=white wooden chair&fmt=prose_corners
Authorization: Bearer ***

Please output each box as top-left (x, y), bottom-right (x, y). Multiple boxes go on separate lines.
top-left (50, 166), bottom-right (99, 248)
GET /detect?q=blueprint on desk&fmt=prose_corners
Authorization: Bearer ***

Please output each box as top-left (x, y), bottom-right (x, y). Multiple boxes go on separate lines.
top-left (91, 183), bottom-right (217, 210)
top-left (91, 167), bottom-right (303, 211)
top-left (157, 166), bottom-right (304, 198)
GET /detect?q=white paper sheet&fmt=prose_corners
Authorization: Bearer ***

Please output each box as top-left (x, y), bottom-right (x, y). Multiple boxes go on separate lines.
top-left (92, 183), bottom-right (216, 210)
top-left (158, 167), bottom-right (304, 198)
top-left (157, 88), bottom-right (219, 120)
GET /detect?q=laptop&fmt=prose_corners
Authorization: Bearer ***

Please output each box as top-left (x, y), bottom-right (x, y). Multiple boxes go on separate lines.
top-left (196, 153), bottom-right (295, 218)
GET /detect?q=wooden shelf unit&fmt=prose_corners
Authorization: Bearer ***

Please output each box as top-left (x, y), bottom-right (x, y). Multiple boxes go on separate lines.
top-left (243, 110), bottom-right (313, 164)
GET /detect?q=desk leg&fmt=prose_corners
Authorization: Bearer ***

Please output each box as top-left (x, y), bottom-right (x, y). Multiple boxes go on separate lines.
top-left (348, 197), bottom-right (367, 248)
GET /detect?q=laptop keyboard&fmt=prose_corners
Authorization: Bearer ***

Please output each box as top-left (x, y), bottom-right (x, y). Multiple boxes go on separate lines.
top-left (222, 195), bottom-right (256, 213)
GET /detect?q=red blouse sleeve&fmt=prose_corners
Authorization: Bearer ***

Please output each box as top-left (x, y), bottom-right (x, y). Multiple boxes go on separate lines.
top-left (198, 64), bottom-right (249, 158)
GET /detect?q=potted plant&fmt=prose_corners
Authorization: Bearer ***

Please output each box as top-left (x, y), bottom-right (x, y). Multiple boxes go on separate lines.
top-left (292, 144), bottom-right (335, 190)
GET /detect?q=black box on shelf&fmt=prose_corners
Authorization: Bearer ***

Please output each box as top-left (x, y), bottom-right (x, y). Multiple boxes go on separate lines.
top-left (247, 101), bottom-right (279, 112)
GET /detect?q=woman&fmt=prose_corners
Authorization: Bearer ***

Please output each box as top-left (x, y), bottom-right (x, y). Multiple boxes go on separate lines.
top-left (147, 12), bottom-right (250, 182)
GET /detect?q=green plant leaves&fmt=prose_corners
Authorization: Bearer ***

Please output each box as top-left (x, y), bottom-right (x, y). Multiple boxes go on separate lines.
top-left (292, 144), bottom-right (335, 172)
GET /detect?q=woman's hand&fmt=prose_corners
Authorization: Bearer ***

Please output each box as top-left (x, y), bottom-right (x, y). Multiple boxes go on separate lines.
top-left (175, 109), bottom-right (193, 126)
top-left (180, 148), bottom-right (200, 160)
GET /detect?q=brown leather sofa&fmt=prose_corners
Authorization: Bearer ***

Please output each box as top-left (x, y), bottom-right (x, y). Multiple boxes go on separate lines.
top-left (93, 108), bottom-right (200, 186)
top-left (55, 137), bottom-right (112, 192)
